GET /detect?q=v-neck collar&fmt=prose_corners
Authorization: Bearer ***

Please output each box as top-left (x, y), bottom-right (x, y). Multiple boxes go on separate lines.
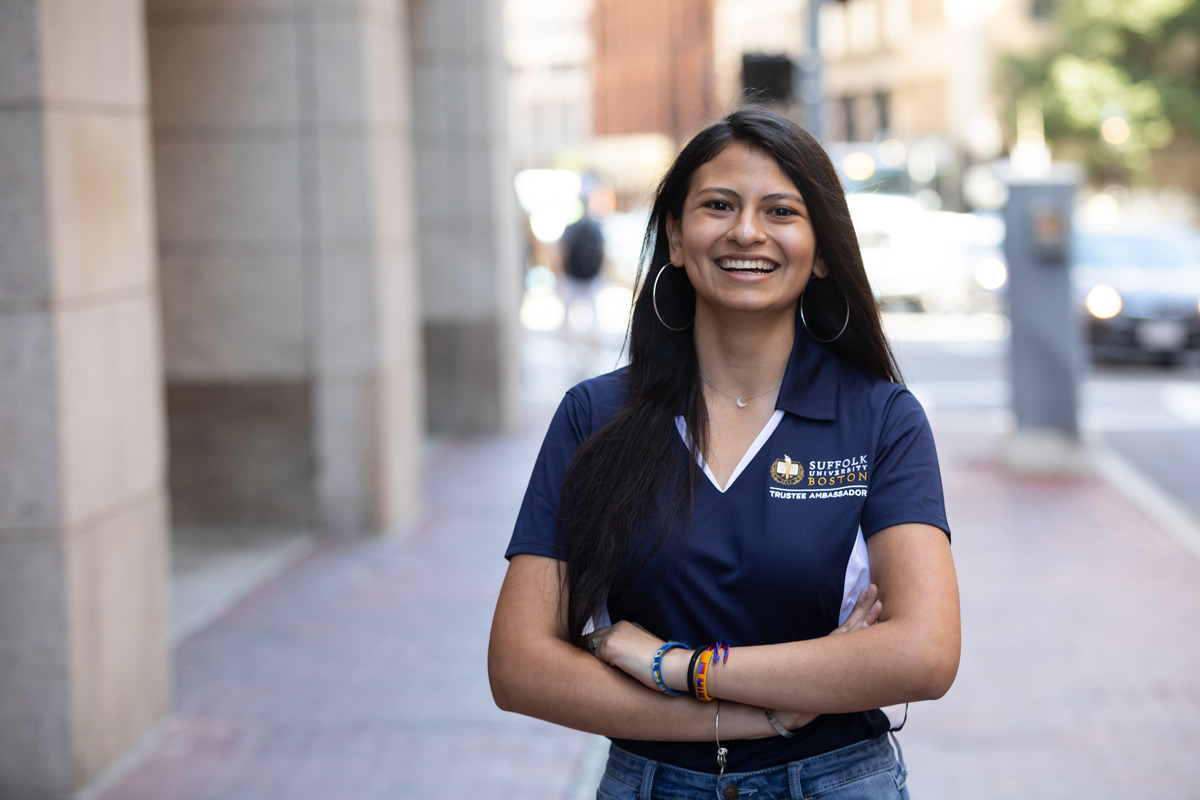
top-left (675, 409), bottom-right (785, 493)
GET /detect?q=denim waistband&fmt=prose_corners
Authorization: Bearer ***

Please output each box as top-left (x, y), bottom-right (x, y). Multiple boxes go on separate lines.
top-left (601, 733), bottom-right (905, 800)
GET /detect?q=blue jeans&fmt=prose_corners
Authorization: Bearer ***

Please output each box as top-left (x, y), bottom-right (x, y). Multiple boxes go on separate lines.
top-left (596, 734), bottom-right (910, 800)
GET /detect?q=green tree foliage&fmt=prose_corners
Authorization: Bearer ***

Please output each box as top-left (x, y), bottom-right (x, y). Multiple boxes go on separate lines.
top-left (1001, 0), bottom-right (1200, 181)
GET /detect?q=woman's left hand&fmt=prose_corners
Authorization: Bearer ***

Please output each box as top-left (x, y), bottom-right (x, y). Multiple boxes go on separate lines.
top-left (587, 620), bottom-right (668, 692)
top-left (831, 583), bottom-right (882, 636)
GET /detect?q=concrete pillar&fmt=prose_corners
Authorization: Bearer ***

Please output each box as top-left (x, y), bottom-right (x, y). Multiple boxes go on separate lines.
top-left (0, 1), bottom-right (170, 795)
top-left (148, 0), bottom-right (424, 533)
top-left (410, 0), bottom-right (523, 434)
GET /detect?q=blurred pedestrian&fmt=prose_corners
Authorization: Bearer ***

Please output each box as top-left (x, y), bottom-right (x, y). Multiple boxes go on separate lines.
top-left (556, 191), bottom-right (607, 360)
top-left (490, 106), bottom-right (959, 799)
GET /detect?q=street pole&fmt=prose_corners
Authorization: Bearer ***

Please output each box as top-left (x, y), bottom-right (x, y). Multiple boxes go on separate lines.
top-left (802, 0), bottom-right (824, 141)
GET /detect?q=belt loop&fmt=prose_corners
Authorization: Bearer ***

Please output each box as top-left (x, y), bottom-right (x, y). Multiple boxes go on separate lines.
top-left (788, 761), bottom-right (805, 800)
top-left (889, 731), bottom-right (908, 775)
top-left (639, 756), bottom-right (657, 800)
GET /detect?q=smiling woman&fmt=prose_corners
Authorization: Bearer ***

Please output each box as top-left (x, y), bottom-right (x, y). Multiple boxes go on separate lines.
top-left (664, 143), bottom-right (828, 324)
top-left (489, 106), bottom-right (959, 800)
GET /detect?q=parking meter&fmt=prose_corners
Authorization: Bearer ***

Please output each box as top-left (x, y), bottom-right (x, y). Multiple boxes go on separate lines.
top-left (1000, 163), bottom-right (1084, 440)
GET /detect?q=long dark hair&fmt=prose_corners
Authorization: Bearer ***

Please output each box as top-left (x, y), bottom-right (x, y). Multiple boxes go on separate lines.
top-left (556, 106), bottom-right (900, 646)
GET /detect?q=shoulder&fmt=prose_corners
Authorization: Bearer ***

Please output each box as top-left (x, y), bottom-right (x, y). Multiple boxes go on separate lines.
top-left (834, 359), bottom-right (923, 421)
top-left (559, 366), bottom-right (631, 437)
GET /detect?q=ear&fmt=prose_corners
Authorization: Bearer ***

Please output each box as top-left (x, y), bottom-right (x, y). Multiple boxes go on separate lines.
top-left (812, 256), bottom-right (830, 279)
top-left (665, 214), bottom-right (683, 266)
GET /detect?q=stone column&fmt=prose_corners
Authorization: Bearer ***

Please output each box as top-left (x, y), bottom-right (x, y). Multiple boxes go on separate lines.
top-left (149, 0), bottom-right (424, 533)
top-left (0, 1), bottom-right (170, 795)
top-left (410, 0), bottom-right (523, 434)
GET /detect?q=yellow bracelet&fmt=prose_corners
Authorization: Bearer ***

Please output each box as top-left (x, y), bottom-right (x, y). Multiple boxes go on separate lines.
top-left (694, 648), bottom-right (716, 701)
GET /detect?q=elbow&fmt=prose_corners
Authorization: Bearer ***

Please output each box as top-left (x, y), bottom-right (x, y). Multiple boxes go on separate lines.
top-left (488, 645), bottom-right (520, 713)
top-left (916, 659), bottom-right (957, 701)
top-left (912, 638), bottom-right (960, 701)
top-left (488, 633), bottom-right (546, 714)
top-left (489, 673), bottom-right (512, 713)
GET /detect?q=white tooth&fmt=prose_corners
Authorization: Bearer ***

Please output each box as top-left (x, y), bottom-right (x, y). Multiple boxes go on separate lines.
top-left (723, 259), bottom-right (773, 271)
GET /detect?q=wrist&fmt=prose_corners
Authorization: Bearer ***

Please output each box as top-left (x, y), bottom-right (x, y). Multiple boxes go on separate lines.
top-left (662, 648), bottom-right (692, 693)
top-left (764, 708), bottom-right (794, 738)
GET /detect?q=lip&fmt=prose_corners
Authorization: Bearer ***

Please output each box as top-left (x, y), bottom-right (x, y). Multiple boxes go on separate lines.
top-left (716, 257), bottom-right (780, 274)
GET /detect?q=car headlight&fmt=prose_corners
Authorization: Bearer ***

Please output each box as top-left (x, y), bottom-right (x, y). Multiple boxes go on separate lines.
top-left (1086, 285), bottom-right (1122, 319)
top-left (974, 257), bottom-right (1007, 291)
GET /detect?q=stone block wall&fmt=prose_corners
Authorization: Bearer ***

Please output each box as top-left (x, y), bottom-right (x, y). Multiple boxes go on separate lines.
top-left (0, 1), bottom-right (170, 794)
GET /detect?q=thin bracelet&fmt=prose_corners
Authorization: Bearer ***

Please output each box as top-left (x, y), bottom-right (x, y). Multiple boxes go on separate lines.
top-left (652, 642), bottom-right (689, 696)
top-left (715, 700), bottom-right (728, 780)
top-left (764, 708), bottom-right (795, 739)
top-left (687, 648), bottom-right (703, 696)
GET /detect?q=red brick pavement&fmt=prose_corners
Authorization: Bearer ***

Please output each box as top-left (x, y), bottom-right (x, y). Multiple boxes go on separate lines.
top-left (92, 410), bottom-right (598, 800)
top-left (902, 422), bottom-right (1200, 799)
top-left (90, 412), bottom-right (1200, 800)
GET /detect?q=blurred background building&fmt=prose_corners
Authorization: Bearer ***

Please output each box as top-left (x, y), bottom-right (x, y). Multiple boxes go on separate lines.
top-left (2, 0), bottom-right (1198, 797)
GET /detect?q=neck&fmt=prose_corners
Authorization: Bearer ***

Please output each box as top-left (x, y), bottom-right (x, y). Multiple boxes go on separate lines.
top-left (693, 306), bottom-right (795, 393)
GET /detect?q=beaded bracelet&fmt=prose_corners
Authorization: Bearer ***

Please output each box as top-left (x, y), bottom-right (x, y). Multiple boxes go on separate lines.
top-left (691, 642), bottom-right (724, 705)
top-left (694, 648), bottom-right (714, 701)
top-left (652, 642), bottom-right (689, 696)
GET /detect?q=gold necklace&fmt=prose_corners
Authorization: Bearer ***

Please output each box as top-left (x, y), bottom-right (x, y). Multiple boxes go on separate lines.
top-left (702, 376), bottom-right (782, 409)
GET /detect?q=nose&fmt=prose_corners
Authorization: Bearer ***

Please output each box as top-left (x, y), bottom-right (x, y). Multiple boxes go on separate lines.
top-left (727, 209), bottom-right (765, 245)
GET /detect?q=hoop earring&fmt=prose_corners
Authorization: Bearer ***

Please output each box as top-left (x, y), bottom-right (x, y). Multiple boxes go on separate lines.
top-left (799, 283), bottom-right (850, 343)
top-left (652, 262), bottom-right (694, 331)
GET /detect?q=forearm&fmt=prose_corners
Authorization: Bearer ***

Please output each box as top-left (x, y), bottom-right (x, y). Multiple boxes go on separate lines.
top-left (671, 524), bottom-right (960, 714)
top-left (690, 620), bottom-right (957, 715)
top-left (489, 555), bottom-right (789, 741)
top-left (490, 633), bottom-right (785, 741)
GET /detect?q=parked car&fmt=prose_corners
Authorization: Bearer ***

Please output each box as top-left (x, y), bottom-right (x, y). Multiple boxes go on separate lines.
top-left (847, 194), bottom-right (1005, 312)
top-left (922, 209), bottom-right (1009, 313)
top-left (1073, 225), bottom-right (1200, 364)
top-left (847, 193), bottom-right (940, 309)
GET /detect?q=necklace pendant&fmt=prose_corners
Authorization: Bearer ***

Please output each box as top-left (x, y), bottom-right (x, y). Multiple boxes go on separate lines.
top-left (735, 397), bottom-right (747, 408)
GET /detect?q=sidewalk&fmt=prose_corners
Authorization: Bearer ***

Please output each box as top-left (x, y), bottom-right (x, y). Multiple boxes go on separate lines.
top-left (88, 341), bottom-right (1200, 800)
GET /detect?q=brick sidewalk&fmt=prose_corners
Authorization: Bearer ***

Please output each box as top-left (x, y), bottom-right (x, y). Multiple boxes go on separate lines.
top-left (90, 412), bottom-right (1200, 799)
top-left (902, 422), bottom-right (1200, 799)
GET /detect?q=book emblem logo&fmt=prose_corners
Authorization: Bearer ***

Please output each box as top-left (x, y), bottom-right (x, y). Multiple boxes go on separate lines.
top-left (770, 455), bottom-right (804, 486)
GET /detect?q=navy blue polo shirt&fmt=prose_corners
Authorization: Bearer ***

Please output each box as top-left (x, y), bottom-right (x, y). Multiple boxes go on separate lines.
top-left (506, 327), bottom-right (950, 772)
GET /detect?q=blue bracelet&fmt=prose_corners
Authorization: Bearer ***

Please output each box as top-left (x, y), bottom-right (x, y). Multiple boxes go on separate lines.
top-left (652, 642), bottom-right (690, 696)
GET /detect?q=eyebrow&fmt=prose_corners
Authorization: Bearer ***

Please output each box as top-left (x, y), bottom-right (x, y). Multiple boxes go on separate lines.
top-left (696, 187), bottom-right (807, 205)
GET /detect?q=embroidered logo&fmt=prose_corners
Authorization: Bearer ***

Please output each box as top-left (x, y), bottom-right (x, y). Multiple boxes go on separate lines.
top-left (769, 455), bottom-right (805, 485)
top-left (768, 454), bottom-right (870, 500)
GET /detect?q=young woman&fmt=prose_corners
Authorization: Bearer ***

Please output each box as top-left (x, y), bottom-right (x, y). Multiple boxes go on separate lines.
top-left (490, 106), bottom-right (959, 799)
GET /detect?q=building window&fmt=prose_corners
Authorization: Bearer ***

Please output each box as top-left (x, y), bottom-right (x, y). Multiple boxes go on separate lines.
top-left (842, 96), bottom-right (857, 141)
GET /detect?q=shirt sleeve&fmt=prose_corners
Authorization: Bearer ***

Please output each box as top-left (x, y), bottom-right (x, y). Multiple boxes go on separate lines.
top-left (504, 390), bottom-right (592, 560)
top-left (860, 388), bottom-right (951, 541)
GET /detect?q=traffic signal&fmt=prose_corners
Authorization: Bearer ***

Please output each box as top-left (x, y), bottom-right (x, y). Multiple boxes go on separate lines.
top-left (742, 54), bottom-right (793, 104)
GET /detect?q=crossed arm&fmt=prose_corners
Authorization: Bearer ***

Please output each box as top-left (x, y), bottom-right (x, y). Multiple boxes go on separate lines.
top-left (488, 522), bottom-right (959, 742)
